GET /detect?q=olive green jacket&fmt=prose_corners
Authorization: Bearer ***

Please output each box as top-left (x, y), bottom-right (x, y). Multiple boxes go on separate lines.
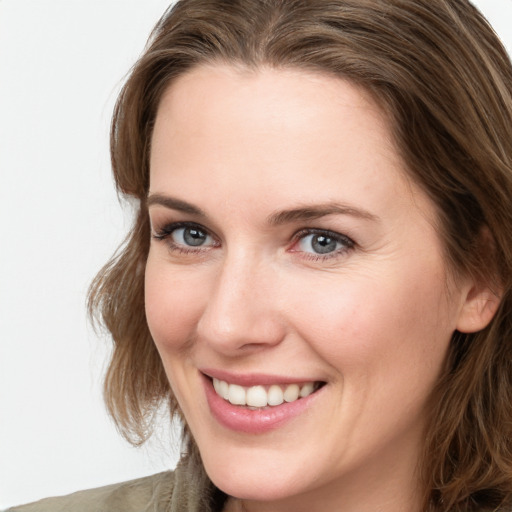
top-left (7, 457), bottom-right (225, 512)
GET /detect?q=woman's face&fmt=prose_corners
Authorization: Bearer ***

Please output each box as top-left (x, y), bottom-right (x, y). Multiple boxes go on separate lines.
top-left (145, 65), bottom-right (471, 510)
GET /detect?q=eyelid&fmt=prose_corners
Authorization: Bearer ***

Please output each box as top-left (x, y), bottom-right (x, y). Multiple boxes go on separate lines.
top-left (151, 221), bottom-right (220, 249)
top-left (289, 227), bottom-right (355, 259)
top-left (292, 227), bottom-right (354, 244)
top-left (152, 220), bottom-right (210, 237)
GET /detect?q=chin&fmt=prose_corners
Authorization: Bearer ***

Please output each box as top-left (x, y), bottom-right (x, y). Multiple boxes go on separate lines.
top-left (205, 460), bottom-right (307, 501)
top-left (197, 439), bottom-right (327, 503)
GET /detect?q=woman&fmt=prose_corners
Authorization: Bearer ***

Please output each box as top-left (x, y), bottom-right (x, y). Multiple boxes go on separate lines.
top-left (10, 0), bottom-right (512, 511)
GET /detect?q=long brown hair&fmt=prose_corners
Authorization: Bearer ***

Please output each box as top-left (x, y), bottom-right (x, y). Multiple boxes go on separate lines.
top-left (89, 1), bottom-right (512, 510)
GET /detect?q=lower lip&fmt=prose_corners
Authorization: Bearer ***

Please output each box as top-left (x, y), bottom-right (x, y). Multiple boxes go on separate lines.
top-left (202, 375), bottom-right (322, 434)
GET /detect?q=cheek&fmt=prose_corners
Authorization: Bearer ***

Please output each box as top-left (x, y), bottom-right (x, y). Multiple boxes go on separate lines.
top-left (287, 266), bottom-right (454, 389)
top-left (144, 257), bottom-right (206, 352)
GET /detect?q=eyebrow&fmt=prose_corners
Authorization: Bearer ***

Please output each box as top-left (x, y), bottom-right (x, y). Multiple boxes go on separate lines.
top-left (147, 193), bottom-right (379, 224)
top-left (147, 194), bottom-right (206, 216)
top-left (267, 203), bottom-right (380, 225)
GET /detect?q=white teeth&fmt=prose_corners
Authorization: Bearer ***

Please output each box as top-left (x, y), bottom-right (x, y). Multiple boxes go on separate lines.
top-left (228, 384), bottom-right (246, 405)
top-left (300, 382), bottom-right (315, 398)
top-left (212, 378), bottom-right (319, 408)
top-left (267, 385), bottom-right (284, 406)
top-left (246, 385), bottom-right (267, 407)
top-left (283, 384), bottom-right (300, 402)
top-left (219, 379), bottom-right (229, 400)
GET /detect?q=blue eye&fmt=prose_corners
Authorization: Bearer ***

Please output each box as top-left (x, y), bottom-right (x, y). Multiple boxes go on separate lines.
top-left (171, 226), bottom-right (213, 247)
top-left (296, 230), bottom-right (354, 257)
top-left (152, 222), bottom-right (217, 252)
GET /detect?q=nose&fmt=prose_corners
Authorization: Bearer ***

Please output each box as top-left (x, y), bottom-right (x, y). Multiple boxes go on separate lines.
top-left (195, 250), bottom-right (286, 355)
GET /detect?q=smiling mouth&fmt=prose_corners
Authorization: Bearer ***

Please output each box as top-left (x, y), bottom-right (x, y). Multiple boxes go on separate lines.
top-left (212, 378), bottom-right (325, 409)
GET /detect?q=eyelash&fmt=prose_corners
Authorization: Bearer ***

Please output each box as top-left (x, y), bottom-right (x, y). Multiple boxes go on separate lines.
top-left (151, 221), bottom-right (219, 255)
top-left (290, 228), bottom-right (355, 261)
top-left (151, 222), bottom-right (355, 260)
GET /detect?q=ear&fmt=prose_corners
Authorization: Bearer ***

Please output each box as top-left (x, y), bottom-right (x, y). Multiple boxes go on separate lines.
top-left (456, 227), bottom-right (503, 334)
top-left (456, 279), bottom-right (502, 334)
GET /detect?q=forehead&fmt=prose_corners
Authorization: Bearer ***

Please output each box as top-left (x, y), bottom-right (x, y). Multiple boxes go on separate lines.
top-left (151, 64), bottom-right (393, 157)
top-left (149, 64), bottom-right (432, 225)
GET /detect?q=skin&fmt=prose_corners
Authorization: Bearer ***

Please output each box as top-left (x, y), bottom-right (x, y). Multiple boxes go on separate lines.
top-left (145, 65), bottom-right (491, 512)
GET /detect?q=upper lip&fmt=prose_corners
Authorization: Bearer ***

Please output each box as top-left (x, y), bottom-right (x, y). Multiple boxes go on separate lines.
top-left (200, 368), bottom-right (324, 387)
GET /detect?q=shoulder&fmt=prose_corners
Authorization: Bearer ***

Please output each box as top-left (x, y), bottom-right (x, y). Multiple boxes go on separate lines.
top-left (6, 471), bottom-right (175, 512)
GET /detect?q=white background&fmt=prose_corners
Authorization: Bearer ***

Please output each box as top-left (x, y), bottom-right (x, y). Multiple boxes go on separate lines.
top-left (0, 0), bottom-right (511, 509)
